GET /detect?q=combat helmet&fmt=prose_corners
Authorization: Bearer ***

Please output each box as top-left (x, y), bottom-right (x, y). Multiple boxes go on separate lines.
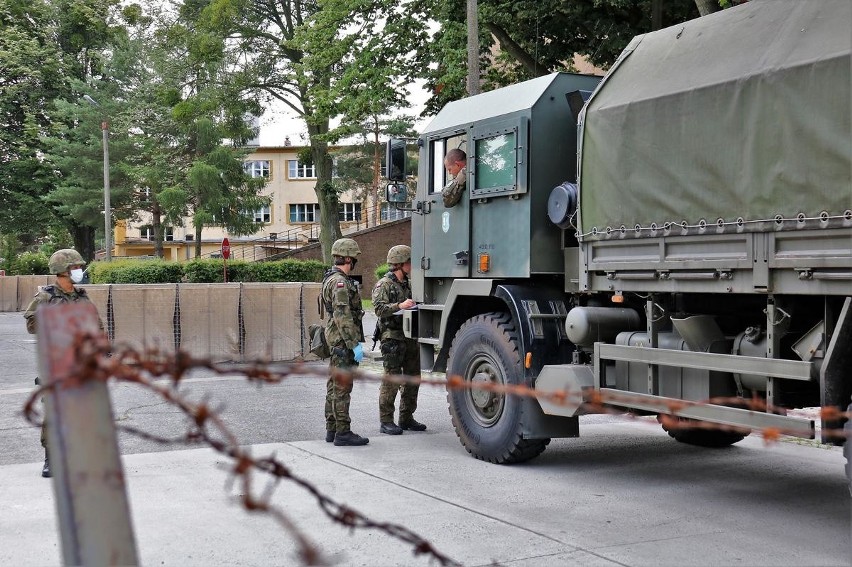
top-left (331, 238), bottom-right (361, 257)
top-left (49, 249), bottom-right (85, 275)
top-left (387, 245), bottom-right (411, 264)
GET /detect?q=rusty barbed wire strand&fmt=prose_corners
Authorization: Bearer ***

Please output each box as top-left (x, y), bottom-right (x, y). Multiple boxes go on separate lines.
top-left (23, 332), bottom-right (462, 567)
top-left (22, 332), bottom-right (850, 565)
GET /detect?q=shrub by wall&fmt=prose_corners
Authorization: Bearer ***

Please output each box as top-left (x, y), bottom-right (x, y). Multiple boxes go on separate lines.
top-left (12, 252), bottom-right (50, 275)
top-left (185, 258), bottom-right (327, 283)
top-left (90, 259), bottom-right (184, 284)
top-left (374, 263), bottom-right (389, 281)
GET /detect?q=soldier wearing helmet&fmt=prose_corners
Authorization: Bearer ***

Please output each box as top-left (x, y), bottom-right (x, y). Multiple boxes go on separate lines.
top-left (372, 244), bottom-right (425, 435)
top-left (321, 238), bottom-right (369, 446)
top-left (23, 248), bottom-right (103, 478)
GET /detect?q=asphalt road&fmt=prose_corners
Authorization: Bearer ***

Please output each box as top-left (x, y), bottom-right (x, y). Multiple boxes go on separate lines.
top-left (1, 312), bottom-right (850, 566)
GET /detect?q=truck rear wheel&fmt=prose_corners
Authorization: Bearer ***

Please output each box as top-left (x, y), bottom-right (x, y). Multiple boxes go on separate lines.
top-left (658, 415), bottom-right (748, 448)
top-left (446, 312), bottom-right (549, 464)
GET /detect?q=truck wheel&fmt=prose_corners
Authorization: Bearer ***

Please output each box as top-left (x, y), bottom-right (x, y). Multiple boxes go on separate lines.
top-left (658, 415), bottom-right (748, 448)
top-left (446, 312), bottom-right (549, 464)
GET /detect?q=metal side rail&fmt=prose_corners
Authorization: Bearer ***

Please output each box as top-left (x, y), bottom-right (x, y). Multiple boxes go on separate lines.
top-left (594, 343), bottom-right (815, 438)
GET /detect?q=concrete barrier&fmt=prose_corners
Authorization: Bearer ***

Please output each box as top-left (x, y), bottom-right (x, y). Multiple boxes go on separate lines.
top-left (111, 284), bottom-right (178, 352)
top-left (178, 284), bottom-right (241, 362)
top-left (0, 276), bottom-right (18, 312)
top-left (17, 275), bottom-right (51, 311)
top-left (301, 283), bottom-right (323, 360)
top-left (79, 285), bottom-right (111, 339)
top-left (6, 280), bottom-right (327, 362)
top-left (240, 283), bottom-right (305, 361)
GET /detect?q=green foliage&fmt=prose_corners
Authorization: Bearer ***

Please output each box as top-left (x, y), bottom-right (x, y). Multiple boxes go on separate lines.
top-left (183, 259), bottom-right (224, 283)
top-left (89, 259), bottom-right (184, 283)
top-left (423, 0), bottom-right (699, 113)
top-left (12, 252), bottom-right (50, 275)
top-left (184, 259), bottom-right (326, 283)
top-left (375, 263), bottom-right (389, 281)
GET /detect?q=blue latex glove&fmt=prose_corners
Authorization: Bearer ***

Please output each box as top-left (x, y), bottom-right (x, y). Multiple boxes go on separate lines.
top-left (353, 343), bottom-right (364, 363)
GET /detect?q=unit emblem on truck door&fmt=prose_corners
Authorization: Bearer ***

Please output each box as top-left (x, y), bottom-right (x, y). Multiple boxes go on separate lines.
top-left (442, 211), bottom-right (450, 233)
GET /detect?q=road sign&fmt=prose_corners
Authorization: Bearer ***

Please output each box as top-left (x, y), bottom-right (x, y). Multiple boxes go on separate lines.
top-left (221, 238), bottom-right (231, 260)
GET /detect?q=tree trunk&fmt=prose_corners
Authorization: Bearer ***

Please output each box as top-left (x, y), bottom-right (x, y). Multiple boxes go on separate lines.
top-left (467, 0), bottom-right (480, 95)
top-left (194, 223), bottom-right (202, 258)
top-left (694, 0), bottom-right (720, 16)
top-left (371, 117), bottom-right (381, 228)
top-left (69, 223), bottom-right (96, 262)
top-left (652, 0), bottom-right (663, 30)
top-left (309, 124), bottom-right (342, 264)
top-left (152, 201), bottom-right (164, 259)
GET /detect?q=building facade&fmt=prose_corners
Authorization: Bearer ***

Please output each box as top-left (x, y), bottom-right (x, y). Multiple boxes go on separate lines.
top-left (113, 144), bottom-right (411, 262)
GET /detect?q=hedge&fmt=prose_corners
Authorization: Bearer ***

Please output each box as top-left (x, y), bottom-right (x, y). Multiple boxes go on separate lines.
top-left (11, 252), bottom-right (50, 275)
top-left (88, 258), bottom-right (327, 284)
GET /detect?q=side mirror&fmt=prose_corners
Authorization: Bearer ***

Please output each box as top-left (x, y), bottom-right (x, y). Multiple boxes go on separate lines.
top-left (385, 139), bottom-right (406, 181)
top-left (386, 183), bottom-right (408, 203)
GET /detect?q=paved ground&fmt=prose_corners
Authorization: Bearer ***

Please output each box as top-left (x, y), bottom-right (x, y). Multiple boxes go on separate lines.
top-left (0, 312), bottom-right (849, 566)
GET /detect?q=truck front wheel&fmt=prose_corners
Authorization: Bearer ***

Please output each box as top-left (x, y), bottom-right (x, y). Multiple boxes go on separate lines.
top-left (446, 312), bottom-right (549, 464)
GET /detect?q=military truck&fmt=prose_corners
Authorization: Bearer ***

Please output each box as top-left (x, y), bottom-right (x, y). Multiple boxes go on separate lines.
top-left (385, 0), bottom-right (852, 467)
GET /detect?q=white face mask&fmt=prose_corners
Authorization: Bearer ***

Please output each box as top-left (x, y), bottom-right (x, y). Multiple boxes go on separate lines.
top-left (69, 268), bottom-right (85, 284)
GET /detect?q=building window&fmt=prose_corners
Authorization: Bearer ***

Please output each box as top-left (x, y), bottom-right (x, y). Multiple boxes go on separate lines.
top-left (288, 160), bottom-right (316, 179)
top-left (139, 226), bottom-right (174, 241)
top-left (381, 203), bottom-right (412, 221)
top-left (338, 203), bottom-right (362, 222)
top-left (254, 205), bottom-right (271, 223)
top-left (289, 203), bottom-right (319, 223)
top-left (245, 160), bottom-right (271, 178)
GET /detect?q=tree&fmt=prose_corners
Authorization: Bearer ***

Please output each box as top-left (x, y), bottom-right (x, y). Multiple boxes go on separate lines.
top-left (332, 116), bottom-right (418, 228)
top-left (0, 0), bottom-right (68, 244)
top-left (183, 0), bottom-right (429, 262)
top-left (422, 0), bottom-right (700, 113)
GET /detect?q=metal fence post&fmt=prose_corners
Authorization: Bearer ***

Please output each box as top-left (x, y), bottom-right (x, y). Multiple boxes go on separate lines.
top-left (37, 302), bottom-right (138, 566)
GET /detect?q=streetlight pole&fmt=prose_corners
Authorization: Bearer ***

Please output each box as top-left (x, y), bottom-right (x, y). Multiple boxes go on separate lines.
top-left (83, 95), bottom-right (112, 261)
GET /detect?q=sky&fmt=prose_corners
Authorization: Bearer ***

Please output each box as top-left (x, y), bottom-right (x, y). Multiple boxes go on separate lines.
top-left (256, 80), bottom-right (434, 147)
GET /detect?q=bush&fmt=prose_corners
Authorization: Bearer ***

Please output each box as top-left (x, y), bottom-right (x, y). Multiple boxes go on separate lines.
top-left (12, 252), bottom-right (50, 275)
top-left (89, 259), bottom-right (184, 284)
top-left (375, 263), bottom-right (389, 281)
top-left (184, 258), bottom-right (327, 283)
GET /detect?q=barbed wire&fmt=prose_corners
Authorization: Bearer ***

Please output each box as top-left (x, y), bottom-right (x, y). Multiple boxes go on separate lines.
top-left (22, 332), bottom-right (850, 565)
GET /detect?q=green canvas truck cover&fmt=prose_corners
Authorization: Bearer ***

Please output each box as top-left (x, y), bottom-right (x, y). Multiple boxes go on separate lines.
top-left (578, 0), bottom-right (851, 239)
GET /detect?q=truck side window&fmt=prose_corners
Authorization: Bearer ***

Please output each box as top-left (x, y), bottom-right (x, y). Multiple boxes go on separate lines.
top-left (474, 132), bottom-right (515, 193)
top-left (430, 139), bottom-right (446, 194)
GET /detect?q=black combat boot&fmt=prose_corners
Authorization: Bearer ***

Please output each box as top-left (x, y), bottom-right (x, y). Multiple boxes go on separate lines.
top-left (380, 422), bottom-right (403, 435)
top-left (42, 451), bottom-right (51, 478)
top-left (400, 418), bottom-right (427, 431)
top-left (333, 431), bottom-right (369, 446)
top-left (325, 430), bottom-right (336, 443)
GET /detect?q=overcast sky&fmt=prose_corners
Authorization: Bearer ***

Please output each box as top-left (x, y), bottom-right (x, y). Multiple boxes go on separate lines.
top-left (257, 80), bottom-right (433, 147)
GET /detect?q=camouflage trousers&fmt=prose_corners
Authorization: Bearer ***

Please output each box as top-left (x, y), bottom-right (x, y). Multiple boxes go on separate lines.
top-left (325, 348), bottom-right (358, 433)
top-left (379, 338), bottom-right (420, 424)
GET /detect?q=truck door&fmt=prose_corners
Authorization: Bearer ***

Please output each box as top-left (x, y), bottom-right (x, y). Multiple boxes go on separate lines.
top-left (421, 135), bottom-right (470, 278)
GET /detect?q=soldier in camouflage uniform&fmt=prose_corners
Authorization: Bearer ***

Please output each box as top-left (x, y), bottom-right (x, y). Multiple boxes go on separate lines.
top-left (322, 238), bottom-right (369, 446)
top-left (23, 249), bottom-right (102, 477)
top-left (372, 245), bottom-right (426, 435)
top-left (441, 148), bottom-right (467, 208)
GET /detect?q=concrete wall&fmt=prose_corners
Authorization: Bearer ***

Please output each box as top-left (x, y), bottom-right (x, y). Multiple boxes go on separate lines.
top-left (1, 280), bottom-right (325, 363)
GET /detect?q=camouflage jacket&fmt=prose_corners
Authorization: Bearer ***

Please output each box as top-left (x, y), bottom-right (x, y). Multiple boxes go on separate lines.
top-left (23, 284), bottom-right (101, 335)
top-left (321, 267), bottom-right (364, 350)
top-left (441, 167), bottom-right (466, 208)
top-left (372, 271), bottom-right (411, 341)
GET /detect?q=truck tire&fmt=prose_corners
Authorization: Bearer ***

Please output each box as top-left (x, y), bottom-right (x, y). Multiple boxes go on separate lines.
top-left (446, 312), bottom-right (549, 464)
top-left (658, 415), bottom-right (748, 448)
